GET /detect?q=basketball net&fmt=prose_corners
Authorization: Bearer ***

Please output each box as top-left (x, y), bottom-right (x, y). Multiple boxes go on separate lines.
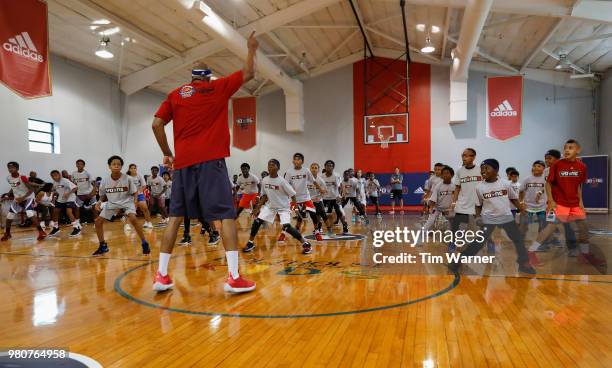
top-left (378, 134), bottom-right (391, 149)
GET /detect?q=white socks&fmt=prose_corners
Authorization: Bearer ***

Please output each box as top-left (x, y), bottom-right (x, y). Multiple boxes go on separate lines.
top-left (579, 243), bottom-right (589, 254)
top-left (158, 252), bottom-right (171, 276)
top-left (529, 241), bottom-right (540, 251)
top-left (226, 251), bottom-right (240, 279)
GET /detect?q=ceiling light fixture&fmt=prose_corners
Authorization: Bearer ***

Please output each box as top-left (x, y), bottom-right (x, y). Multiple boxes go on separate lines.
top-left (93, 19), bottom-right (110, 25)
top-left (431, 25), bottom-right (440, 34)
top-left (416, 24), bottom-right (426, 32)
top-left (95, 37), bottom-right (114, 59)
top-left (554, 53), bottom-right (571, 70)
top-left (98, 27), bottom-right (120, 36)
top-left (421, 36), bottom-right (435, 53)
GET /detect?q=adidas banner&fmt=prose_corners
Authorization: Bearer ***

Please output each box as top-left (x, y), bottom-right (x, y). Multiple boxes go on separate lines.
top-left (486, 76), bottom-right (522, 141)
top-left (232, 97), bottom-right (257, 151)
top-left (0, 0), bottom-right (51, 99)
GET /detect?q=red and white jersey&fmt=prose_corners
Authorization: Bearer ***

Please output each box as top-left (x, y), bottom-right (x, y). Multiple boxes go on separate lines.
top-left (7, 174), bottom-right (34, 200)
top-left (284, 167), bottom-right (314, 203)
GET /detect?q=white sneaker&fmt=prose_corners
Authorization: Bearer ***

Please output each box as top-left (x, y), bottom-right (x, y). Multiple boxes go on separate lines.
top-left (143, 222), bottom-right (153, 229)
top-left (124, 224), bottom-right (131, 232)
top-left (160, 218), bottom-right (169, 224)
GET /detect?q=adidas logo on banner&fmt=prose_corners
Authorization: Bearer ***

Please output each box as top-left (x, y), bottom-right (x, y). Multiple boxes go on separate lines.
top-left (490, 100), bottom-right (517, 117)
top-left (2, 32), bottom-right (44, 63)
top-left (413, 187), bottom-right (424, 194)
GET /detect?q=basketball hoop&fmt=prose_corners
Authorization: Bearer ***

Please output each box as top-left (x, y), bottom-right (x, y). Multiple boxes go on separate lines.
top-left (379, 134), bottom-right (391, 149)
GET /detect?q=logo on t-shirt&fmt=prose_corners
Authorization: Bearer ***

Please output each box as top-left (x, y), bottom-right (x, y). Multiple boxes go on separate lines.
top-left (526, 183), bottom-right (545, 188)
top-left (75, 178), bottom-right (88, 183)
top-left (106, 187), bottom-right (128, 193)
top-left (10, 182), bottom-right (20, 188)
top-left (438, 190), bottom-right (453, 196)
top-left (559, 171), bottom-right (580, 177)
top-left (264, 183), bottom-right (280, 190)
top-left (483, 189), bottom-right (508, 199)
top-left (179, 85), bottom-right (195, 98)
top-left (460, 176), bottom-right (482, 184)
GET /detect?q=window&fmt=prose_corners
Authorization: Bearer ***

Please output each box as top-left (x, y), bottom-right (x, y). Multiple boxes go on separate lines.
top-left (28, 119), bottom-right (60, 154)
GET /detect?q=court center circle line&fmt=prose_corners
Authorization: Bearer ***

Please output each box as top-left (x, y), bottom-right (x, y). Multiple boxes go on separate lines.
top-left (114, 261), bottom-right (461, 319)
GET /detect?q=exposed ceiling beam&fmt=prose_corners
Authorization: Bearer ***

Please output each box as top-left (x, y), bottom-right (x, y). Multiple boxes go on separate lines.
top-left (348, 0), bottom-right (374, 56)
top-left (449, 15), bottom-right (531, 38)
top-left (570, 0), bottom-right (612, 24)
top-left (365, 26), bottom-right (439, 62)
top-left (266, 32), bottom-right (309, 74)
top-left (549, 32), bottom-right (612, 47)
top-left (520, 18), bottom-right (563, 73)
top-left (72, 0), bottom-right (182, 56)
top-left (278, 24), bottom-right (357, 29)
top-left (448, 37), bottom-right (519, 73)
top-left (316, 30), bottom-right (359, 67)
top-left (120, 0), bottom-right (341, 95)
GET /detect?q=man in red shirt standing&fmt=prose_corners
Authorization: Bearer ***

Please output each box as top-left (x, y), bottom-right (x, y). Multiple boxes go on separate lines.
top-left (528, 139), bottom-right (605, 267)
top-left (151, 32), bottom-right (259, 293)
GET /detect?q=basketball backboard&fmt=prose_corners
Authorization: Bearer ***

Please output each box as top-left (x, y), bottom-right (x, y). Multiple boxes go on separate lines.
top-left (364, 113), bottom-right (409, 145)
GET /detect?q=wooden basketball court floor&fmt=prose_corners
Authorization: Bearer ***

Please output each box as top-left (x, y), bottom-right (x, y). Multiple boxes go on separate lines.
top-left (1, 214), bottom-right (611, 367)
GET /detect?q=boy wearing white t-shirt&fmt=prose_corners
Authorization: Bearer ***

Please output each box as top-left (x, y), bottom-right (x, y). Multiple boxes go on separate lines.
top-left (243, 159), bottom-right (313, 254)
top-left (519, 161), bottom-right (547, 235)
top-left (449, 148), bottom-right (482, 252)
top-left (422, 166), bottom-right (455, 232)
top-left (448, 159), bottom-right (535, 274)
top-left (366, 172), bottom-right (382, 217)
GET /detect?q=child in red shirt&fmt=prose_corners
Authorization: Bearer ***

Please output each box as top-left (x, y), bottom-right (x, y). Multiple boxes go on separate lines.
top-left (528, 139), bottom-right (605, 267)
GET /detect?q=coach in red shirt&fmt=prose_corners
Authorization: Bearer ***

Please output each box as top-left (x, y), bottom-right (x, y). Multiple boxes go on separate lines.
top-left (151, 32), bottom-right (259, 293)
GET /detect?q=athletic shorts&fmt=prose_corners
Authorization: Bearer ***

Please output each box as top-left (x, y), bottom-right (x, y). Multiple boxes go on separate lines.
top-left (368, 196), bottom-right (379, 205)
top-left (391, 189), bottom-right (403, 199)
top-left (341, 197), bottom-right (361, 207)
top-left (258, 206), bottom-right (291, 224)
top-left (554, 204), bottom-right (586, 223)
top-left (170, 159), bottom-right (235, 222)
top-left (77, 195), bottom-right (95, 207)
top-left (313, 201), bottom-right (327, 220)
top-left (100, 202), bottom-right (137, 220)
top-left (239, 193), bottom-right (258, 209)
top-left (8, 197), bottom-right (36, 219)
top-left (137, 193), bottom-right (146, 202)
top-left (291, 200), bottom-right (316, 218)
top-left (55, 201), bottom-right (77, 210)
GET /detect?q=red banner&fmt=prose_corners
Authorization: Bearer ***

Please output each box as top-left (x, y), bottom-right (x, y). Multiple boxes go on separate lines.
top-left (232, 97), bottom-right (256, 151)
top-left (0, 0), bottom-right (51, 99)
top-left (486, 76), bottom-right (522, 141)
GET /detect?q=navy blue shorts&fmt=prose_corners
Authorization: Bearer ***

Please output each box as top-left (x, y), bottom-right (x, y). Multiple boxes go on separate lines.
top-left (170, 159), bottom-right (236, 222)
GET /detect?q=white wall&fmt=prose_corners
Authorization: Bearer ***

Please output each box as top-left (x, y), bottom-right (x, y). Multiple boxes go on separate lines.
top-left (431, 65), bottom-right (597, 177)
top-left (0, 55), bottom-right (165, 193)
top-left (225, 64), bottom-right (354, 176)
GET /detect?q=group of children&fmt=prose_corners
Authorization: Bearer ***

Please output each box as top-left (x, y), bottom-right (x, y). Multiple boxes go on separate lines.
top-left (420, 139), bottom-right (605, 274)
top-left (232, 154), bottom-right (393, 254)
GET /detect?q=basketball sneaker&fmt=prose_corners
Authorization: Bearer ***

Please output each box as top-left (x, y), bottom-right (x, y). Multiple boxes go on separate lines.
top-left (37, 230), bottom-right (46, 241)
top-left (327, 228), bottom-right (334, 238)
top-left (153, 271), bottom-right (174, 291)
top-left (1, 233), bottom-right (11, 241)
top-left (578, 252), bottom-right (606, 267)
top-left (48, 227), bottom-right (60, 237)
top-left (535, 243), bottom-right (550, 252)
top-left (69, 227), bottom-right (81, 237)
top-left (208, 233), bottom-right (221, 245)
top-left (277, 232), bottom-right (286, 243)
top-left (518, 263), bottom-right (536, 274)
top-left (528, 251), bottom-right (543, 267)
top-left (92, 243), bottom-right (109, 256)
top-left (302, 241), bottom-right (312, 254)
top-left (179, 235), bottom-right (192, 246)
top-left (243, 240), bottom-right (255, 253)
top-left (224, 274), bottom-right (256, 293)
top-left (141, 241), bottom-right (150, 255)
top-left (342, 225), bottom-right (349, 235)
top-left (315, 231), bottom-right (323, 242)
top-left (143, 221), bottom-right (153, 229)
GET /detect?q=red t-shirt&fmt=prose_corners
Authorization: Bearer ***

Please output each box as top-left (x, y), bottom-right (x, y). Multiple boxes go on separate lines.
top-left (547, 158), bottom-right (587, 207)
top-left (155, 71), bottom-right (244, 169)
